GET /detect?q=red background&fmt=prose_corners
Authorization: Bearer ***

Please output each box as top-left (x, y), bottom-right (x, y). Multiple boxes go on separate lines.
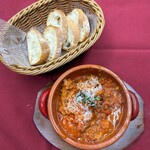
top-left (0, 0), bottom-right (149, 150)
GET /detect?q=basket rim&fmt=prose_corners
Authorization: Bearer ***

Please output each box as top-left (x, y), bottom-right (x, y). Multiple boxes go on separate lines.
top-left (0, 0), bottom-right (105, 75)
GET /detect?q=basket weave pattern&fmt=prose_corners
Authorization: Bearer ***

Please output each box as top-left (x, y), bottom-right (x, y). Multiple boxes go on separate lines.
top-left (0, 0), bottom-right (105, 75)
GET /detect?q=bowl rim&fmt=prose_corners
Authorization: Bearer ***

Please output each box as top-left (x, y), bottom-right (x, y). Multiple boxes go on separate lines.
top-left (47, 64), bottom-right (132, 149)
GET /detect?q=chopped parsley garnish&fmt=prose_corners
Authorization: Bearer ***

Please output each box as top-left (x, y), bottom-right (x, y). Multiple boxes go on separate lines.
top-left (76, 91), bottom-right (101, 107)
top-left (94, 95), bottom-right (101, 101)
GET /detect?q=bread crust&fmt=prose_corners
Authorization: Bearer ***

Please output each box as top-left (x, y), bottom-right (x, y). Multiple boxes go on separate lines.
top-left (67, 8), bottom-right (90, 42)
top-left (63, 18), bottom-right (80, 51)
top-left (27, 28), bottom-right (50, 65)
top-left (47, 9), bottom-right (68, 44)
top-left (80, 11), bottom-right (90, 42)
top-left (44, 26), bottom-right (62, 60)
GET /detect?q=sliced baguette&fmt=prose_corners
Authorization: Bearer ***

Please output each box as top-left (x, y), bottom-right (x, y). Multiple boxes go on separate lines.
top-left (80, 11), bottom-right (90, 42)
top-left (63, 18), bottom-right (80, 51)
top-left (46, 9), bottom-right (67, 44)
top-left (27, 28), bottom-right (50, 65)
top-left (43, 26), bottom-right (62, 61)
top-left (67, 8), bottom-right (90, 42)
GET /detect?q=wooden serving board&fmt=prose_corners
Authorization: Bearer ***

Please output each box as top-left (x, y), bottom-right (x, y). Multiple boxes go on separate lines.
top-left (33, 82), bottom-right (144, 150)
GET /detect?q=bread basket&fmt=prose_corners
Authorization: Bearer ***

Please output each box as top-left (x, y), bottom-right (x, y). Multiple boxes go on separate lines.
top-left (0, 0), bottom-right (105, 75)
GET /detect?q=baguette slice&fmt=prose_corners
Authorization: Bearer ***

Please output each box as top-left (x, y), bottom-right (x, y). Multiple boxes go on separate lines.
top-left (63, 18), bottom-right (80, 51)
top-left (67, 8), bottom-right (90, 42)
top-left (27, 28), bottom-right (50, 65)
top-left (46, 9), bottom-right (67, 44)
top-left (44, 26), bottom-right (62, 61)
top-left (80, 11), bottom-right (90, 42)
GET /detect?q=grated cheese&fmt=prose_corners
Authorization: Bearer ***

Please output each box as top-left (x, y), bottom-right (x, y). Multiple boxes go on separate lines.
top-left (76, 76), bottom-right (102, 106)
top-left (77, 76), bottom-right (102, 97)
top-left (65, 75), bottom-right (103, 124)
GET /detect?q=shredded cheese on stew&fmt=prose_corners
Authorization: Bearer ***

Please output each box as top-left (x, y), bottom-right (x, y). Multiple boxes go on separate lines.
top-left (58, 75), bottom-right (123, 143)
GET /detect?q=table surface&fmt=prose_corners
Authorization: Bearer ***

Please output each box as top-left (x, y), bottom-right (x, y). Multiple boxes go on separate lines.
top-left (0, 0), bottom-right (149, 150)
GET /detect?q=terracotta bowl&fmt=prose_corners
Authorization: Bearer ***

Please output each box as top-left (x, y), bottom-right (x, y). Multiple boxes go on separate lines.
top-left (39, 64), bottom-right (139, 149)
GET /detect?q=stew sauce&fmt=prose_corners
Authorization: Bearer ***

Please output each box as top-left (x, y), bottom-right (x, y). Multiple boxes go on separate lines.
top-left (58, 74), bottom-right (123, 143)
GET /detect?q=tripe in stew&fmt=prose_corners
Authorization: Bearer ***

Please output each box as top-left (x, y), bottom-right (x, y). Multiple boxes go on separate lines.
top-left (58, 74), bottom-right (123, 143)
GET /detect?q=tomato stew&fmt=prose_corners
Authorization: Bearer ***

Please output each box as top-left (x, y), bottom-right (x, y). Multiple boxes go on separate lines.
top-left (57, 74), bottom-right (124, 143)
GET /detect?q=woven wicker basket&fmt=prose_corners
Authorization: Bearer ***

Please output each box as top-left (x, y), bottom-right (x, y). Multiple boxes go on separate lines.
top-left (0, 0), bottom-right (105, 75)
